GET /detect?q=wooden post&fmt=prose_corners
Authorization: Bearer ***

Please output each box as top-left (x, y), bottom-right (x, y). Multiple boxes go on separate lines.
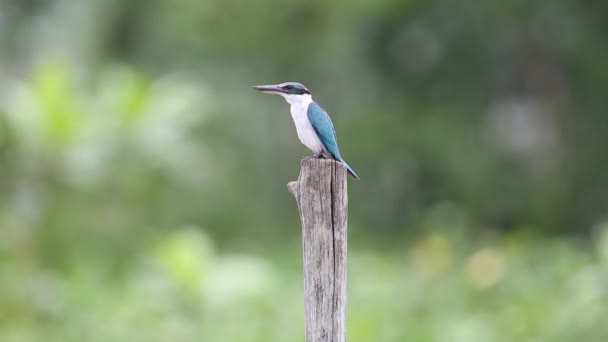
top-left (288, 158), bottom-right (348, 342)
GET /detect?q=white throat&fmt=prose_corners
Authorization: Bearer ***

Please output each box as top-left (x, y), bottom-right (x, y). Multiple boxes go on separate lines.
top-left (280, 93), bottom-right (313, 107)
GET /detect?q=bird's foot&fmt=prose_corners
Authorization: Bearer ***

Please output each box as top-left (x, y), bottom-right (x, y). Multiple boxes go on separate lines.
top-left (303, 152), bottom-right (326, 161)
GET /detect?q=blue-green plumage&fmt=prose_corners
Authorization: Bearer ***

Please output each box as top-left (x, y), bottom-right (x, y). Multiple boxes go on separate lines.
top-left (307, 102), bottom-right (359, 179)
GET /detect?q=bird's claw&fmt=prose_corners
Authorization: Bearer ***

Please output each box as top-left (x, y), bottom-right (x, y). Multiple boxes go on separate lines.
top-left (303, 153), bottom-right (325, 161)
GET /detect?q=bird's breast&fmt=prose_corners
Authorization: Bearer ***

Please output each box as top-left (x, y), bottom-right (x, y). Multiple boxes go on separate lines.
top-left (290, 104), bottom-right (324, 153)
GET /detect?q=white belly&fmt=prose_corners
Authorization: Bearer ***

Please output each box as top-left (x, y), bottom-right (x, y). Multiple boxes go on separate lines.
top-left (290, 105), bottom-right (324, 153)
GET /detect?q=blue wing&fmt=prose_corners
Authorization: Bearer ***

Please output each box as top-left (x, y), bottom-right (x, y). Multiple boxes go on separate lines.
top-left (307, 102), bottom-right (359, 179)
top-left (307, 102), bottom-right (342, 159)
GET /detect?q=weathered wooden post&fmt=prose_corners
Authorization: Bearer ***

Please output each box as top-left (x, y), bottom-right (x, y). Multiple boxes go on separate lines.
top-left (288, 158), bottom-right (348, 342)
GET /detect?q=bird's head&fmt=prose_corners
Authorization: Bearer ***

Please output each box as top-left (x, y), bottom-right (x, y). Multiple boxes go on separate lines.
top-left (253, 82), bottom-right (311, 104)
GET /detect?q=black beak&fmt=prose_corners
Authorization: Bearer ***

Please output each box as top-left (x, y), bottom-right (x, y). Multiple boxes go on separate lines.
top-left (252, 84), bottom-right (284, 94)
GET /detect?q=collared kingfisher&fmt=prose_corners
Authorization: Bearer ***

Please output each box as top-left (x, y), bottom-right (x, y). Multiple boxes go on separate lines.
top-left (253, 82), bottom-right (359, 180)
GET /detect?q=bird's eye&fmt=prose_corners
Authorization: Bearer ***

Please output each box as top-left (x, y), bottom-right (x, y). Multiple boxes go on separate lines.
top-left (283, 85), bottom-right (293, 90)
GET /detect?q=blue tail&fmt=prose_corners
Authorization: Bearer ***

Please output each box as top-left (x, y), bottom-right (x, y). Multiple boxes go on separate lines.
top-left (339, 158), bottom-right (359, 180)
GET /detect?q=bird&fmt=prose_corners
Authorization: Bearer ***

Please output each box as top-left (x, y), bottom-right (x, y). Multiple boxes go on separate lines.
top-left (253, 81), bottom-right (359, 180)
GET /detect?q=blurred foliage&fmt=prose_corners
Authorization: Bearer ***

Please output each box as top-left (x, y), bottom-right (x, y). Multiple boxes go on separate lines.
top-left (2, 225), bottom-right (608, 341)
top-left (1, 0), bottom-right (608, 340)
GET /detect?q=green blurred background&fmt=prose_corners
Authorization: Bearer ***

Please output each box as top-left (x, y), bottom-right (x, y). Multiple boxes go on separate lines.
top-left (1, 0), bottom-right (607, 341)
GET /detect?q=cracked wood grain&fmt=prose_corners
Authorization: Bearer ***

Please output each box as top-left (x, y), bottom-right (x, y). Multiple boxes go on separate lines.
top-left (288, 158), bottom-right (348, 342)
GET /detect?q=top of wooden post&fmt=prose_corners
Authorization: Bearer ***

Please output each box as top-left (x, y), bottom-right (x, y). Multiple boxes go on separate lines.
top-left (288, 158), bottom-right (348, 200)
